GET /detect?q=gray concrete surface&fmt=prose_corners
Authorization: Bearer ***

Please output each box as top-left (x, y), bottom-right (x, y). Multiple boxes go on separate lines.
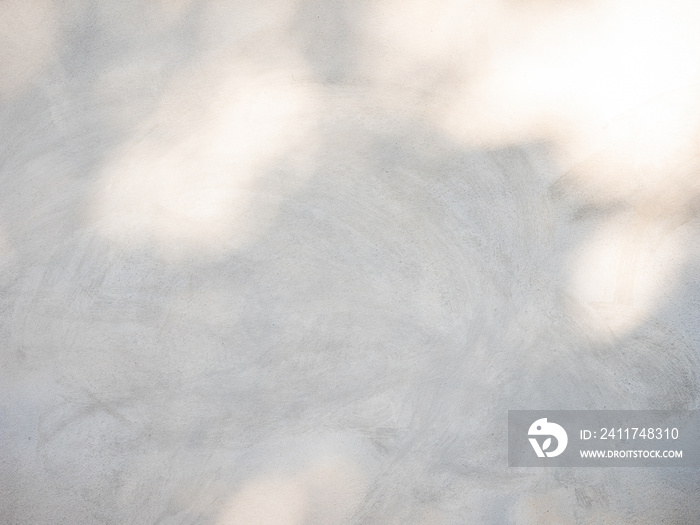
top-left (1, 1), bottom-right (700, 523)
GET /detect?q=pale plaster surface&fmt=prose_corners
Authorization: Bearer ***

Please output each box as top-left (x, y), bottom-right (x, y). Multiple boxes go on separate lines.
top-left (1, 1), bottom-right (700, 523)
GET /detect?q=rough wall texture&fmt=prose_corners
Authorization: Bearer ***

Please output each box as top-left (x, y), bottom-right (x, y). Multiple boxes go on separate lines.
top-left (1, 1), bottom-right (699, 523)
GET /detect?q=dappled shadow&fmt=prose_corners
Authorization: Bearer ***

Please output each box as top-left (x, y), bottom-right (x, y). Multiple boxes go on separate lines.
top-left (1, 1), bottom-right (700, 524)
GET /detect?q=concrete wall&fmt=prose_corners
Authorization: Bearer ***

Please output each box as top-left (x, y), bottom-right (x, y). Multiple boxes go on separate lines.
top-left (1, 1), bottom-right (699, 523)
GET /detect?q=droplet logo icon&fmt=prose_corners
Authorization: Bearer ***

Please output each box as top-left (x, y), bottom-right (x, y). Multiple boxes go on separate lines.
top-left (528, 418), bottom-right (568, 457)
